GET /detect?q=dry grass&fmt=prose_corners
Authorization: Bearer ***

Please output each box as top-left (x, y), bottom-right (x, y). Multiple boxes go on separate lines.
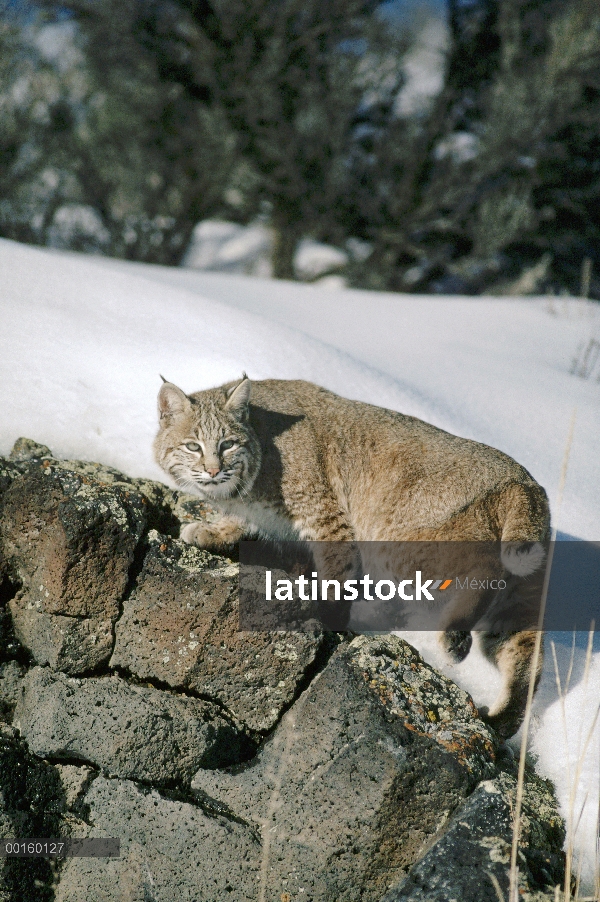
top-left (502, 625), bottom-right (599, 902)
top-left (552, 627), bottom-right (599, 901)
top-left (506, 409), bottom-right (600, 902)
top-left (571, 337), bottom-right (600, 381)
top-left (508, 410), bottom-right (576, 901)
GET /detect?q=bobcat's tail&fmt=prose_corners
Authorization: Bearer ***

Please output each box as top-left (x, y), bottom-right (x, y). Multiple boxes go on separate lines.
top-left (501, 542), bottom-right (546, 577)
top-left (499, 481), bottom-right (550, 577)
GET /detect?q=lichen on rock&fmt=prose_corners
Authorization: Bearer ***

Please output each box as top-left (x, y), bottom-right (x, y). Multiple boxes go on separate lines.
top-left (352, 634), bottom-right (497, 776)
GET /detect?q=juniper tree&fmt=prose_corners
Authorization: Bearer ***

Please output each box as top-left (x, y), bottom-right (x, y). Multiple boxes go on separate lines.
top-left (0, 1), bottom-right (235, 262)
top-left (441, 0), bottom-right (600, 295)
top-left (360, 0), bottom-right (600, 296)
top-left (0, 6), bottom-right (65, 245)
top-left (54, 0), bottom-right (403, 277)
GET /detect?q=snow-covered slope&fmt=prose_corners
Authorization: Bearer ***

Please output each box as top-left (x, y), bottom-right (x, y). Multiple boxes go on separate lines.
top-left (0, 240), bottom-right (418, 478)
top-left (1, 238), bottom-right (599, 887)
top-left (60, 254), bottom-right (600, 542)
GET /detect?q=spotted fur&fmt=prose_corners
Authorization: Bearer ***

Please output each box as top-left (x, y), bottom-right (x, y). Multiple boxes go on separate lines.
top-left (154, 376), bottom-right (551, 738)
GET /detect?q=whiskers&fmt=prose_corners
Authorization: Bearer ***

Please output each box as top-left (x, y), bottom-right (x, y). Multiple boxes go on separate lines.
top-left (162, 447), bottom-right (254, 501)
top-left (189, 466), bottom-right (245, 500)
top-left (165, 460), bottom-right (206, 496)
top-left (234, 479), bottom-right (252, 501)
top-left (175, 474), bottom-right (204, 495)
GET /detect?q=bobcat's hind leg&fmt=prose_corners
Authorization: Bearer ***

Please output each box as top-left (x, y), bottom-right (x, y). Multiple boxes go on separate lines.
top-left (479, 630), bottom-right (542, 739)
top-left (439, 630), bottom-right (472, 662)
top-left (180, 515), bottom-right (246, 551)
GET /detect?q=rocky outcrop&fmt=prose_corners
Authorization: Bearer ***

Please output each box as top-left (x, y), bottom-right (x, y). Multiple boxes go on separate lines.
top-left (0, 724), bottom-right (67, 902)
top-left (110, 532), bottom-right (324, 732)
top-left (381, 769), bottom-right (564, 902)
top-left (14, 667), bottom-right (250, 789)
top-left (53, 776), bottom-right (262, 902)
top-left (191, 635), bottom-right (498, 902)
top-left (0, 439), bottom-right (565, 902)
top-left (1, 458), bottom-right (146, 674)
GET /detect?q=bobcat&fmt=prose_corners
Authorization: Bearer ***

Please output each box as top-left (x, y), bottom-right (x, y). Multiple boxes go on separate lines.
top-left (154, 375), bottom-right (550, 738)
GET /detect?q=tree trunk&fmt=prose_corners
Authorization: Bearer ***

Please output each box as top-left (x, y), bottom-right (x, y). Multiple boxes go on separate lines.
top-left (271, 222), bottom-right (298, 280)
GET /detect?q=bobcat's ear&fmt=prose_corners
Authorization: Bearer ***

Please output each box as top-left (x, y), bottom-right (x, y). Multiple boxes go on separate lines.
top-left (158, 381), bottom-right (190, 421)
top-left (225, 375), bottom-right (251, 417)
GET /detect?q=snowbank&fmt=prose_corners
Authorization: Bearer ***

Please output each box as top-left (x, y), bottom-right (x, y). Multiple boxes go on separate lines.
top-left (182, 218), bottom-right (349, 283)
top-left (0, 239), bottom-right (418, 479)
top-left (76, 256), bottom-right (600, 542)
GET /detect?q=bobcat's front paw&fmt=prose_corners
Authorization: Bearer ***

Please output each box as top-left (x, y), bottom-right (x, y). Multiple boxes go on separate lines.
top-left (180, 521), bottom-right (216, 548)
top-left (180, 515), bottom-right (246, 550)
top-left (440, 629), bottom-right (472, 662)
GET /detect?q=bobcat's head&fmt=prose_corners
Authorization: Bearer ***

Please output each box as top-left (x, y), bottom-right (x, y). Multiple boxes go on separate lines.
top-left (153, 375), bottom-right (261, 500)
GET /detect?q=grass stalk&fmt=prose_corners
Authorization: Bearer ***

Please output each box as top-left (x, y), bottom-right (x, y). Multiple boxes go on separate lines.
top-left (508, 409), bottom-right (577, 902)
top-left (563, 626), bottom-right (599, 900)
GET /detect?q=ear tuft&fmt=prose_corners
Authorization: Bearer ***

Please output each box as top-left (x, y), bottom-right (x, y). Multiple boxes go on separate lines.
top-left (159, 374), bottom-right (168, 383)
top-left (157, 382), bottom-right (190, 421)
top-left (225, 376), bottom-right (251, 415)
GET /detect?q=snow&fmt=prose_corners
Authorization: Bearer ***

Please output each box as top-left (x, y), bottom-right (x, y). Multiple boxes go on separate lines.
top-left (402, 629), bottom-right (600, 889)
top-left (0, 240), bottom-right (424, 477)
top-left (434, 130), bottom-right (480, 163)
top-left (293, 239), bottom-right (348, 281)
top-left (48, 204), bottom-right (111, 252)
top-left (395, 15), bottom-right (449, 116)
top-left (1, 236), bottom-right (599, 887)
top-left (80, 261), bottom-right (600, 542)
top-left (182, 219), bottom-right (272, 276)
top-left (182, 218), bottom-right (350, 283)
top-left (32, 21), bottom-right (82, 73)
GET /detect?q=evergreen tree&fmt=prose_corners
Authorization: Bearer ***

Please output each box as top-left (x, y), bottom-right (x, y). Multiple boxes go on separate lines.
top-left (55, 0), bottom-right (403, 277)
top-left (0, 6), bottom-right (67, 245)
top-left (360, 0), bottom-right (600, 297)
top-left (0, 1), bottom-right (236, 262)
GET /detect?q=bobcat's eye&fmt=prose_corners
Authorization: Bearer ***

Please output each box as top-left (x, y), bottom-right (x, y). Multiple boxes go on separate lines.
top-left (185, 442), bottom-right (201, 452)
top-left (220, 439), bottom-right (236, 452)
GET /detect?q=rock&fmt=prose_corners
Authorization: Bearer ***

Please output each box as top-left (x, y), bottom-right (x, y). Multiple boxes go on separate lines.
top-left (165, 490), bottom-right (228, 536)
top-left (186, 619), bottom-right (327, 733)
top-left (54, 764), bottom-right (95, 811)
top-left (0, 446), bottom-right (236, 676)
top-left (0, 447), bottom-right (568, 899)
top-left (0, 451), bottom-right (63, 666)
top-left (7, 611), bottom-right (115, 676)
top-left (15, 667), bottom-right (250, 790)
top-left (2, 462), bottom-right (147, 619)
top-left (50, 457), bottom-right (223, 538)
top-left (50, 458), bottom-right (184, 537)
top-left (192, 635), bottom-right (498, 901)
top-left (0, 574), bottom-right (22, 665)
top-left (0, 459), bottom-right (25, 499)
top-left (0, 461), bottom-right (147, 673)
top-left (0, 724), bottom-right (66, 902)
top-left (110, 532), bottom-right (238, 687)
top-left (2, 441), bottom-right (226, 539)
top-left (112, 533), bottom-right (326, 733)
top-left (0, 660), bottom-right (26, 722)
top-left (380, 770), bottom-right (565, 901)
top-left (54, 776), bottom-right (261, 902)
top-left (8, 438), bottom-right (53, 462)
top-left (1, 436), bottom-right (53, 495)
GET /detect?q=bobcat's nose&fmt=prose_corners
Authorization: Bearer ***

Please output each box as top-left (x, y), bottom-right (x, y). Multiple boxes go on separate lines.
top-left (206, 467), bottom-right (220, 478)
